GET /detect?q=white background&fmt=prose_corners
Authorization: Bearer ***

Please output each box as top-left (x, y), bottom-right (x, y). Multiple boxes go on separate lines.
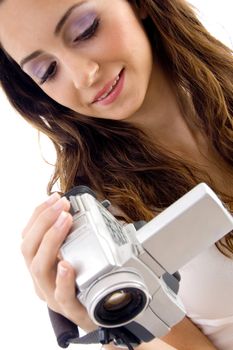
top-left (0, 2), bottom-right (232, 350)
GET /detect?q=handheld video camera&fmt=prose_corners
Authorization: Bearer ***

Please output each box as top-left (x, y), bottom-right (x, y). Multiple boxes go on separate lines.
top-left (50, 183), bottom-right (233, 349)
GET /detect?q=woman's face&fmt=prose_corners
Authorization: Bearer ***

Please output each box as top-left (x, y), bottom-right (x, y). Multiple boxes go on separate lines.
top-left (0, 0), bottom-right (155, 121)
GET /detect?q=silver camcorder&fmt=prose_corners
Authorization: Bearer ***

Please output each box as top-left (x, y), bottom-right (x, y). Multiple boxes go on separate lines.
top-left (60, 183), bottom-right (233, 346)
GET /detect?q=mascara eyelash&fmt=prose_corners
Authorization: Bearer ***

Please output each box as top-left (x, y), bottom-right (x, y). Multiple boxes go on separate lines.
top-left (39, 61), bottom-right (57, 85)
top-left (39, 17), bottom-right (100, 85)
top-left (73, 17), bottom-right (100, 43)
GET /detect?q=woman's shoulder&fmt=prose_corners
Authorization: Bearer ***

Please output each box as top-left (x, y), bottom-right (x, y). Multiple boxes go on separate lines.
top-left (179, 244), bottom-right (233, 316)
top-left (178, 244), bottom-right (233, 349)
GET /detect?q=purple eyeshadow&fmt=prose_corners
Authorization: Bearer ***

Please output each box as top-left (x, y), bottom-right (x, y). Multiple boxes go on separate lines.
top-left (67, 11), bottom-right (97, 41)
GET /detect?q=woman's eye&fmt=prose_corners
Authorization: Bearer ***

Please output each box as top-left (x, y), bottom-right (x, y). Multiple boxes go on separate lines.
top-left (38, 18), bottom-right (100, 85)
top-left (39, 61), bottom-right (57, 85)
top-left (73, 17), bottom-right (100, 43)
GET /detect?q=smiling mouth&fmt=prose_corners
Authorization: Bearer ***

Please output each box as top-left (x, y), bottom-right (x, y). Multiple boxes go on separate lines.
top-left (92, 68), bottom-right (125, 104)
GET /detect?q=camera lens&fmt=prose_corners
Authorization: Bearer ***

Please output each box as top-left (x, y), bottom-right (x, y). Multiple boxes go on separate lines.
top-left (103, 291), bottom-right (133, 311)
top-left (94, 287), bottom-right (147, 326)
top-left (86, 270), bottom-right (150, 328)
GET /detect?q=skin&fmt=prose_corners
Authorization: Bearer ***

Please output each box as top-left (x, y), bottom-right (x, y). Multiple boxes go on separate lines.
top-left (0, 0), bottom-right (224, 349)
top-left (0, 0), bottom-right (153, 121)
top-left (0, 0), bottom-right (200, 152)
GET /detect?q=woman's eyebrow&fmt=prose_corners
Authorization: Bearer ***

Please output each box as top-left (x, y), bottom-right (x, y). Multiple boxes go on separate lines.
top-left (54, 1), bottom-right (87, 36)
top-left (19, 1), bottom-right (87, 69)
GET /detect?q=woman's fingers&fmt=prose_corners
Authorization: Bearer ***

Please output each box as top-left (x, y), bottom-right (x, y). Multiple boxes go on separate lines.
top-left (21, 195), bottom-right (72, 303)
top-left (20, 194), bottom-right (98, 331)
top-left (21, 192), bottom-right (61, 238)
top-left (21, 197), bottom-right (70, 267)
top-left (30, 211), bottom-right (73, 298)
top-left (55, 261), bottom-right (97, 332)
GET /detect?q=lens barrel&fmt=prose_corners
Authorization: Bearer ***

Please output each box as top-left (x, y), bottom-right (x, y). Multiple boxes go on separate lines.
top-left (84, 270), bottom-right (150, 327)
top-left (94, 287), bottom-right (147, 326)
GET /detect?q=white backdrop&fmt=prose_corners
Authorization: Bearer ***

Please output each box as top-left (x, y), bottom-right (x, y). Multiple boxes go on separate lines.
top-left (0, 2), bottom-right (232, 350)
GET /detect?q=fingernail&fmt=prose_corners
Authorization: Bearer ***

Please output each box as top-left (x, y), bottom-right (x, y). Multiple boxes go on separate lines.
top-left (53, 197), bottom-right (68, 211)
top-left (54, 211), bottom-right (68, 228)
top-left (58, 264), bottom-right (68, 277)
top-left (46, 192), bottom-right (60, 205)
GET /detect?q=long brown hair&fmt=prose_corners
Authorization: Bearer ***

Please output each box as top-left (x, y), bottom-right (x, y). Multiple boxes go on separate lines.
top-left (0, 0), bottom-right (233, 255)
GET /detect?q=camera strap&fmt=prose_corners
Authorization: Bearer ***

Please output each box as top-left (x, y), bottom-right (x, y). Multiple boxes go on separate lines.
top-left (48, 308), bottom-right (140, 349)
top-left (48, 308), bottom-right (97, 347)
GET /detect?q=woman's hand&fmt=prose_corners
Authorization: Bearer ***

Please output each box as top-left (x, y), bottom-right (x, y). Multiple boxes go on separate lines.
top-left (20, 193), bottom-right (97, 332)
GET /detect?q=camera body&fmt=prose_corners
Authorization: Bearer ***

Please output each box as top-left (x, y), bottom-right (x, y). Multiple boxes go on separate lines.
top-left (60, 183), bottom-right (233, 345)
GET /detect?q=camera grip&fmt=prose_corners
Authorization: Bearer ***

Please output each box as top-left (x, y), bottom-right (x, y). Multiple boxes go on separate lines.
top-left (48, 307), bottom-right (103, 348)
top-left (48, 307), bottom-right (79, 348)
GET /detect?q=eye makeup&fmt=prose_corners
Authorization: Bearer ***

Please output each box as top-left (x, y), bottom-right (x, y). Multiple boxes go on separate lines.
top-left (39, 61), bottom-right (57, 85)
top-left (65, 11), bottom-right (100, 43)
top-left (23, 10), bottom-right (101, 85)
top-left (24, 55), bottom-right (57, 85)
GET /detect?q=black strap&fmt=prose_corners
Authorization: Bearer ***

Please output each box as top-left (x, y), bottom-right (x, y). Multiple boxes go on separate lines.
top-left (48, 308), bottom-right (141, 349)
top-left (48, 308), bottom-right (102, 347)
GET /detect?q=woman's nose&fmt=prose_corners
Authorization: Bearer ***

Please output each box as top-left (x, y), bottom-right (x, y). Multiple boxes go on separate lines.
top-left (62, 53), bottom-right (100, 89)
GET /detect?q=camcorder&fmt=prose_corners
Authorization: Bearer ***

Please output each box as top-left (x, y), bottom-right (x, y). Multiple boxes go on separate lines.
top-left (48, 183), bottom-right (233, 349)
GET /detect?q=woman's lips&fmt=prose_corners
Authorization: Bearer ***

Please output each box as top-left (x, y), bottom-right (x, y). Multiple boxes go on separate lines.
top-left (92, 68), bottom-right (125, 105)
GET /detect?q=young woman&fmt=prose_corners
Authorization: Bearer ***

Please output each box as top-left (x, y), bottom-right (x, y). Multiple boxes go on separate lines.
top-left (0, 0), bottom-right (232, 349)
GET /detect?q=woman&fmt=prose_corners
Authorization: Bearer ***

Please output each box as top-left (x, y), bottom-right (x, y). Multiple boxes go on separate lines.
top-left (0, 0), bottom-right (232, 349)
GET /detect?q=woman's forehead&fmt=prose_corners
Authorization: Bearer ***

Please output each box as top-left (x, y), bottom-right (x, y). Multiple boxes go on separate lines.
top-left (0, 0), bottom-right (94, 59)
top-left (0, 0), bottom-right (94, 34)
top-left (0, 0), bottom-right (135, 62)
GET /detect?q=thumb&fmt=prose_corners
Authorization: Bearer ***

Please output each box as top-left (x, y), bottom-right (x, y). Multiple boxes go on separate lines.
top-left (55, 260), bottom-right (97, 332)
